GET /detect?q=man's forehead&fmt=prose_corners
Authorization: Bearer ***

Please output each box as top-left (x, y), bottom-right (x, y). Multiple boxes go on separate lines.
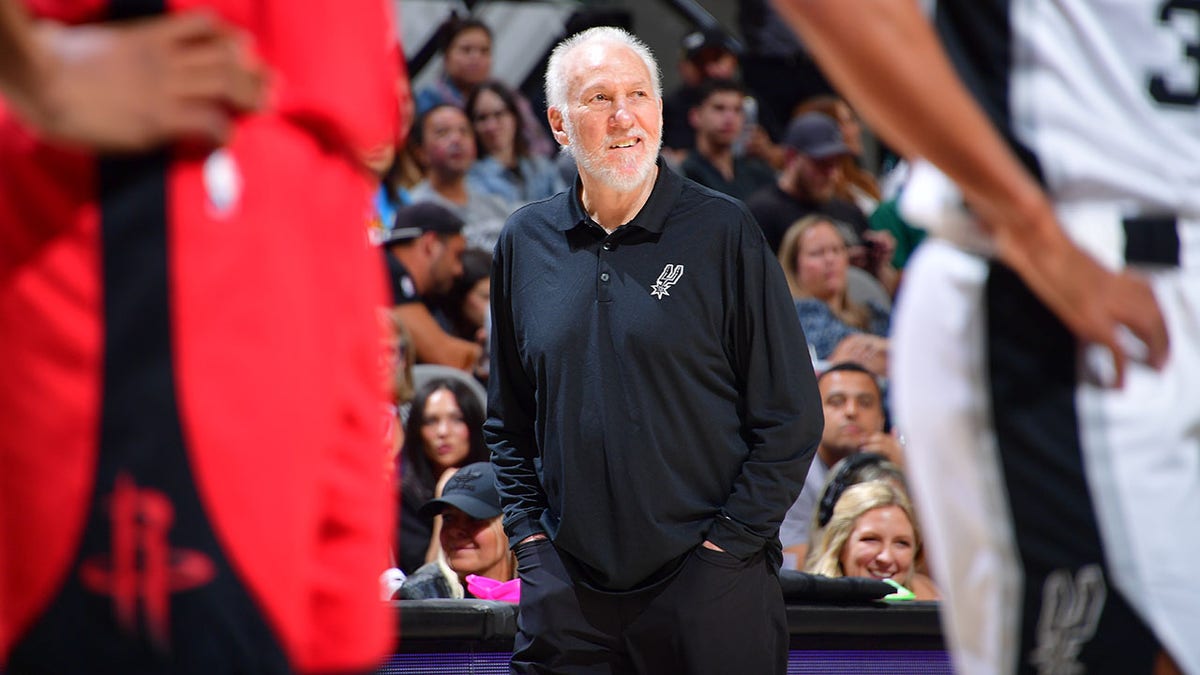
top-left (428, 107), bottom-right (468, 129)
top-left (703, 91), bottom-right (743, 107)
top-left (820, 371), bottom-right (879, 397)
top-left (567, 43), bottom-right (652, 92)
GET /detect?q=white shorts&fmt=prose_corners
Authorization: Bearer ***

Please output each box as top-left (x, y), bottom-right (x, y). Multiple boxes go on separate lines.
top-left (891, 211), bottom-right (1200, 675)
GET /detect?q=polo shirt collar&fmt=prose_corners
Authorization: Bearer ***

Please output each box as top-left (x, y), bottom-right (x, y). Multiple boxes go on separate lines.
top-left (559, 157), bottom-right (682, 233)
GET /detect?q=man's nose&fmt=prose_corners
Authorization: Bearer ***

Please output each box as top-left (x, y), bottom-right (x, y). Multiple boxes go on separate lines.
top-left (612, 100), bottom-right (635, 128)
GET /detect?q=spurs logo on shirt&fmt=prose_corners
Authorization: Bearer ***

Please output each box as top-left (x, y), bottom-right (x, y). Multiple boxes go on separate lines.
top-left (650, 264), bottom-right (684, 299)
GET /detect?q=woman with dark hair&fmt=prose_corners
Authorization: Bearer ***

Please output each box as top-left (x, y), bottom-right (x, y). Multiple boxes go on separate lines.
top-left (414, 16), bottom-right (552, 158)
top-left (466, 80), bottom-right (566, 205)
top-left (396, 377), bottom-right (489, 574)
top-left (415, 17), bottom-right (494, 115)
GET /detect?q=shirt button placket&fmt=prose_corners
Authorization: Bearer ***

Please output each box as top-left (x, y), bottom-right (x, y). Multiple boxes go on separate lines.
top-left (598, 239), bottom-right (614, 302)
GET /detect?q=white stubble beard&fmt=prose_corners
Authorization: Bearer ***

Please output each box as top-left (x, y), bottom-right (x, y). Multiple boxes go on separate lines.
top-left (562, 112), bottom-right (662, 193)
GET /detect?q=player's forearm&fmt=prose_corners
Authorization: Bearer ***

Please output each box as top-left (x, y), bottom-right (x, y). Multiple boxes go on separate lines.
top-left (773, 0), bottom-right (1061, 262)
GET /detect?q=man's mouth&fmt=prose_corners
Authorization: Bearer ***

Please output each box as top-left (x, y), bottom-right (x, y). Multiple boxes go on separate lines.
top-left (610, 138), bottom-right (640, 149)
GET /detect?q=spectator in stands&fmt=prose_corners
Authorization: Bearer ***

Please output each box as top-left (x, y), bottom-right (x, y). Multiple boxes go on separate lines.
top-left (398, 462), bottom-right (518, 600)
top-left (778, 215), bottom-right (890, 375)
top-left (736, 0), bottom-right (834, 143)
top-left (680, 79), bottom-right (776, 201)
top-left (370, 57), bottom-right (419, 231)
top-left (466, 80), bottom-right (566, 205)
top-left (397, 378), bottom-right (490, 575)
top-left (746, 112), bottom-right (872, 253)
top-left (662, 26), bottom-right (741, 163)
top-left (415, 16), bottom-right (492, 115)
top-left (380, 307), bottom-right (416, 476)
top-left (793, 95), bottom-right (881, 215)
top-left (432, 248), bottom-right (492, 344)
top-left (409, 103), bottom-right (513, 251)
top-left (780, 363), bottom-right (902, 566)
top-left (415, 15), bottom-right (552, 158)
top-left (382, 202), bottom-right (482, 371)
top-left (806, 480), bottom-right (937, 599)
top-left (803, 452), bottom-right (905, 563)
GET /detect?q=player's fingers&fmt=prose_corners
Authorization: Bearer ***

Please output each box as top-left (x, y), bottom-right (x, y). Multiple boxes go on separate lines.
top-left (1112, 272), bottom-right (1170, 370)
top-left (161, 18), bottom-right (266, 111)
top-left (163, 102), bottom-right (233, 146)
top-left (1130, 294), bottom-right (1170, 371)
top-left (152, 10), bottom-right (224, 45)
top-left (1143, 319), bottom-right (1169, 370)
top-left (208, 28), bottom-right (266, 111)
top-left (1104, 329), bottom-right (1127, 390)
top-left (166, 58), bottom-right (262, 109)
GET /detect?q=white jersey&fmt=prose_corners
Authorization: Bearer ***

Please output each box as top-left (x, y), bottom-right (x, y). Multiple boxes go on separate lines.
top-left (938, 0), bottom-right (1200, 214)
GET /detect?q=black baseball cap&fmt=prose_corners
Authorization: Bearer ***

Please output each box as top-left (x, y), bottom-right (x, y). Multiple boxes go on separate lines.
top-left (419, 462), bottom-right (501, 520)
top-left (381, 202), bottom-right (465, 246)
top-left (782, 112), bottom-right (851, 159)
top-left (681, 27), bottom-right (741, 61)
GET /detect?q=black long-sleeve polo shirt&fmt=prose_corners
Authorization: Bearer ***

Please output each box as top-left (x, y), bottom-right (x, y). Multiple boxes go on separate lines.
top-left (484, 161), bottom-right (822, 590)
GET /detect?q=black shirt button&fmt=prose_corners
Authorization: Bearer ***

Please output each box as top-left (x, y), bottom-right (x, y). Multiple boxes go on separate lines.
top-left (603, 242), bottom-right (614, 251)
top-left (600, 272), bottom-right (610, 282)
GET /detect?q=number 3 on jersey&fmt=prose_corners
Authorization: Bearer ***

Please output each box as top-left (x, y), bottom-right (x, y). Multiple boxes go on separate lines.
top-left (1149, 0), bottom-right (1200, 106)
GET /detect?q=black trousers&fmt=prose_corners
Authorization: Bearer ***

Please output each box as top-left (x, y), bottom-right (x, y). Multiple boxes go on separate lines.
top-left (511, 540), bottom-right (787, 675)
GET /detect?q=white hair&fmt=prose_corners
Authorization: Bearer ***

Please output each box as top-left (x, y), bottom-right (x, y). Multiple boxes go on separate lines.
top-left (543, 26), bottom-right (662, 122)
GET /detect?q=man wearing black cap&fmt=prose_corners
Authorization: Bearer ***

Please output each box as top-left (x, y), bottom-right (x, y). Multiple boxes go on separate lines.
top-left (661, 27), bottom-right (742, 161)
top-left (746, 111), bottom-right (871, 253)
top-left (382, 202), bottom-right (481, 371)
top-left (398, 462), bottom-right (514, 600)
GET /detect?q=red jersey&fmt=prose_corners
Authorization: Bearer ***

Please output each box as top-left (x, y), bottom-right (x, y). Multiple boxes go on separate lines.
top-left (0, 0), bottom-right (399, 672)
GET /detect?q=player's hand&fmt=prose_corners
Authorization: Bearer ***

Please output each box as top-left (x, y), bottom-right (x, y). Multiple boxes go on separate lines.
top-left (995, 217), bottom-right (1168, 388)
top-left (20, 11), bottom-right (266, 150)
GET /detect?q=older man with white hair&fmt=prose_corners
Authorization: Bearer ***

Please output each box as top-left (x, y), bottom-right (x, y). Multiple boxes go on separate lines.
top-left (484, 26), bottom-right (822, 674)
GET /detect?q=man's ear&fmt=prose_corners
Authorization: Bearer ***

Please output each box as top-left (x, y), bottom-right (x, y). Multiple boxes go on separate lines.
top-left (548, 107), bottom-right (570, 148)
top-left (687, 105), bottom-right (701, 131)
top-left (419, 231), bottom-right (441, 257)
